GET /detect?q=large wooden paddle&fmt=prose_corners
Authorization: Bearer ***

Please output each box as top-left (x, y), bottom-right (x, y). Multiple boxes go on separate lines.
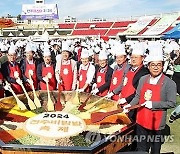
top-left (28, 71), bottom-right (41, 108)
top-left (55, 83), bottom-right (63, 111)
top-left (83, 95), bottom-right (107, 110)
top-left (45, 79), bottom-right (54, 111)
top-left (91, 104), bottom-right (145, 123)
top-left (70, 84), bottom-right (80, 104)
top-left (4, 81), bottom-right (27, 111)
top-left (17, 78), bottom-right (36, 110)
top-left (78, 93), bottom-right (92, 111)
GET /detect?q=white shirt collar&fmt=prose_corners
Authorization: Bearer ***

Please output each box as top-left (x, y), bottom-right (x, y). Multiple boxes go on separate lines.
top-left (80, 63), bottom-right (90, 70)
top-left (149, 73), bottom-right (163, 85)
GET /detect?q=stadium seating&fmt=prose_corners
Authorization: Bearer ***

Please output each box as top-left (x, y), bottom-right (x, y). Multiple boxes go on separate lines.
top-left (106, 28), bottom-right (127, 36)
top-left (75, 22), bottom-right (113, 29)
top-left (58, 23), bottom-right (75, 29)
top-left (113, 21), bottom-right (136, 28)
top-left (72, 29), bottom-right (108, 35)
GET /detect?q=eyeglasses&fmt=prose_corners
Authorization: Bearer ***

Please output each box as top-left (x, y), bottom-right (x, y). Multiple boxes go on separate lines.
top-left (149, 63), bottom-right (163, 68)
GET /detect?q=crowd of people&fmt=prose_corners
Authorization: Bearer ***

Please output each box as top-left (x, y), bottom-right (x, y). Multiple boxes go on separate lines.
top-left (0, 37), bottom-right (180, 153)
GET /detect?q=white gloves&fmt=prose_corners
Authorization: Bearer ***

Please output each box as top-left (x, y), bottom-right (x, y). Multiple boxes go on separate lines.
top-left (106, 92), bottom-right (114, 98)
top-left (43, 77), bottom-right (49, 83)
top-left (27, 79), bottom-right (33, 86)
top-left (92, 83), bottom-right (97, 90)
top-left (144, 101), bottom-right (152, 109)
top-left (16, 78), bottom-right (22, 85)
top-left (118, 98), bottom-right (127, 104)
top-left (14, 71), bottom-right (19, 79)
top-left (123, 104), bottom-right (131, 113)
top-left (29, 70), bottom-right (34, 76)
top-left (91, 88), bottom-right (99, 95)
top-left (47, 73), bottom-right (52, 79)
top-left (77, 88), bottom-right (84, 93)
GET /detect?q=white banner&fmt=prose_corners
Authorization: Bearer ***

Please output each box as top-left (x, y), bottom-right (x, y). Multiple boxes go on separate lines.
top-left (143, 13), bottom-right (179, 36)
top-left (123, 16), bottom-right (154, 35)
top-left (21, 4), bottom-right (59, 20)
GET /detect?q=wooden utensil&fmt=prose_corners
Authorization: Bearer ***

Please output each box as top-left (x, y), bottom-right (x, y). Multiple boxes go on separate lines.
top-left (55, 83), bottom-right (63, 111)
top-left (78, 93), bottom-right (92, 111)
top-left (84, 95), bottom-right (107, 110)
top-left (45, 79), bottom-right (54, 111)
top-left (4, 81), bottom-right (27, 111)
top-left (29, 72), bottom-right (41, 108)
top-left (17, 78), bottom-right (36, 110)
top-left (70, 84), bottom-right (80, 105)
top-left (91, 104), bottom-right (144, 123)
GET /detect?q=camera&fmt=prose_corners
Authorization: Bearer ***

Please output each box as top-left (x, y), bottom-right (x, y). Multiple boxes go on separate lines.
top-left (169, 105), bottom-right (180, 123)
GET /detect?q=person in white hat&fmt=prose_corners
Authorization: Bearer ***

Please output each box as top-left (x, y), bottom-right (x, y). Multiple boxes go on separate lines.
top-left (37, 48), bottom-right (56, 90)
top-left (77, 49), bottom-right (95, 92)
top-left (55, 42), bottom-right (77, 91)
top-left (91, 50), bottom-right (113, 96)
top-left (123, 45), bottom-right (176, 153)
top-left (118, 43), bottom-right (149, 120)
top-left (20, 43), bottom-right (39, 91)
top-left (107, 44), bottom-right (130, 100)
top-left (1, 43), bottom-right (23, 95)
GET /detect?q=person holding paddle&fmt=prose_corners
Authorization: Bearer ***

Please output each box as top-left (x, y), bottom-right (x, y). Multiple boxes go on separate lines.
top-left (123, 44), bottom-right (177, 154)
top-left (55, 41), bottom-right (77, 91)
top-left (2, 42), bottom-right (23, 96)
top-left (118, 43), bottom-right (149, 120)
top-left (20, 43), bottom-right (39, 91)
top-left (107, 43), bottom-right (130, 101)
top-left (37, 47), bottom-right (56, 90)
top-left (77, 48), bottom-right (95, 93)
top-left (91, 50), bottom-right (113, 96)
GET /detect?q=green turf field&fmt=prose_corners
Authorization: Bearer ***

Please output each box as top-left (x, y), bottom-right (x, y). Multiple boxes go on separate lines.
top-left (161, 96), bottom-right (180, 154)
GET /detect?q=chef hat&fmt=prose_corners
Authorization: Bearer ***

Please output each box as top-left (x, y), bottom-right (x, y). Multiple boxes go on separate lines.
top-left (170, 41), bottom-right (179, 51)
top-left (148, 45), bottom-right (163, 63)
top-left (43, 47), bottom-right (51, 57)
top-left (81, 49), bottom-right (89, 59)
top-left (62, 42), bottom-right (70, 52)
top-left (99, 51), bottom-right (107, 60)
top-left (8, 42), bottom-right (16, 54)
top-left (0, 44), bottom-right (8, 52)
top-left (113, 43), bottom-right (126, 56)
top-left (81, 42), bottom-right (87, 47)
top-left (131, 43), bottom-right (145, 56)
top-left (164, 44), bottom-right (173, 54)
top-left (94, 46), bottom-right (101, 54)
top-left (88, 48), bottom-right (94, 57)
top-left (25, 43), bottom-right (33, 52)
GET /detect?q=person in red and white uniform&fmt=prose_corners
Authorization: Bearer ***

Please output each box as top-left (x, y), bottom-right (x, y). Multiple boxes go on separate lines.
top-left (91, 51), bottom-right (113, 96)
top-left (118, 43), bottom-right (149, 104)
top-left (37, 48), bottom-right (56, 90)
top-left (107, 43), bottom-right (130, 100)
top-left (55, 42), bottom-right (77, 91)
top-left (2, 43), bottom-right (23, 96)
top-left (123, 44), bottom-right (176, 154)
top-left (20, 43), bottom-right (39, 91)
top-left (118, 43), bottom-right (149, 120)
top-left (77, 49), bottom-right (95, 93)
